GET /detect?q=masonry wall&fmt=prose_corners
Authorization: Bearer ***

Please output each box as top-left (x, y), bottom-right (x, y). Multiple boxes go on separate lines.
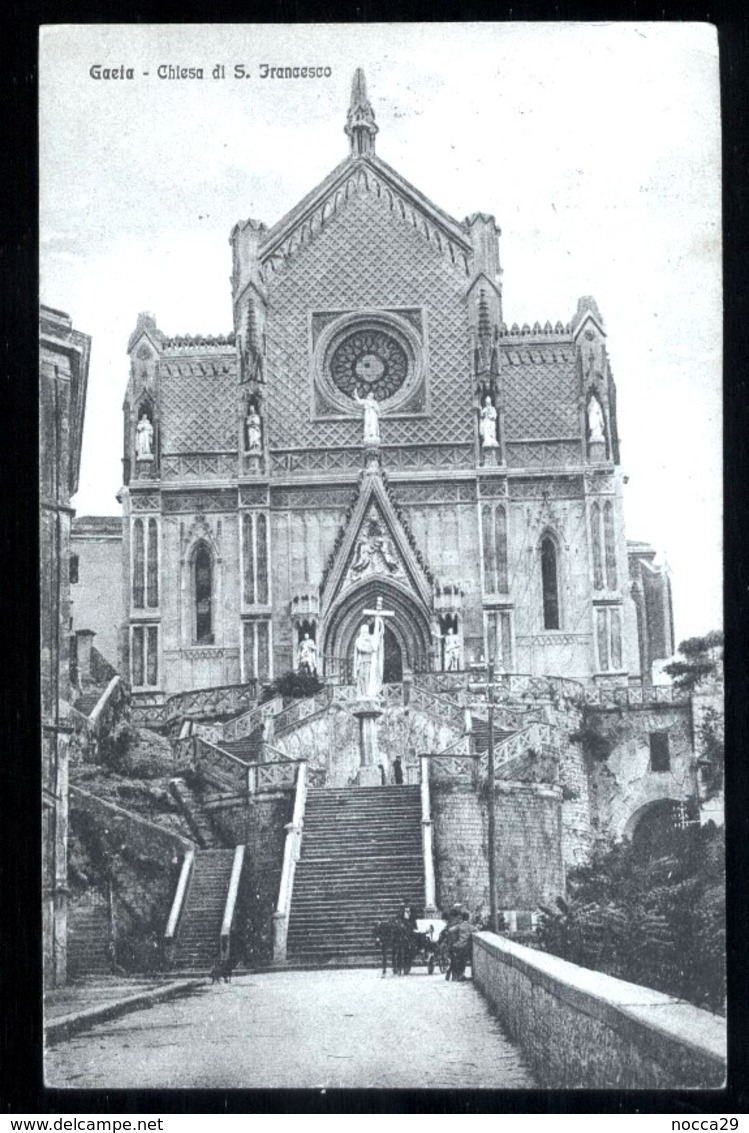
top-left (432, 781), bottom-right (564, 915)
top-left (204, 791), bottom-right (291, 964)
top-left (68, 787), bottom-right (193, 975)
top-left (585, 704), bottom-right (695, 840)
top-left (472, 931), bottom-right (726, 1089)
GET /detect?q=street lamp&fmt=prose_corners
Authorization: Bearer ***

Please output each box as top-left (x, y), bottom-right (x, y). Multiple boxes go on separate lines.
top-left (469, 656), bottom-right (498, 934)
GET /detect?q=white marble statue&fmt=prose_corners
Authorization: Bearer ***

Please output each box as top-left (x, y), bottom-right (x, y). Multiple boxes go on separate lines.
top-left (479, 396), bottom-right (499, 448)
top-left (136, 413), bottom-right (154, 458)
top-left (443, 627), bottom-right (460, 672)
top-left (354, 598), bottom-right (390, 698)
top-left (297, 633), bottom-right (317, 674)
top-left (588, 396), bottom-right (606, 443)
top-left (246, 408), bottom-right (262, 454)
top-left (354, 389), bottom-right (381, 444)
top-left (354, 624), bottom-right (377, 698)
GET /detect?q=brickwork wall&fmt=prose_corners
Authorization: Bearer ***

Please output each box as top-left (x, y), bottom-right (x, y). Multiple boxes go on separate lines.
top-left (585, 705), bottom-right (695, 840)
top-left (472, 932), bottom-right (725, 1089)
top-left (432, 781), bottom-right (564, 913)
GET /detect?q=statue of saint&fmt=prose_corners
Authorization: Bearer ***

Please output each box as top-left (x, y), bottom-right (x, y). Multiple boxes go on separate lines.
top-left (479, 396), bottom-right (499, 448)
top-left (587, 396), bottom-right (605, 443)
top-left (246, 408), bottom-right (262, 454)
top-left (297, 633), bottom-right (317, 674)
top-left (136, 413), bottom-right (154, 458)
top-left (354, 388), bottom-right (381, 444)
top-left (353, 602), bottom-right (387, 698)
top-left (443, 628), bottom-right (460, 672)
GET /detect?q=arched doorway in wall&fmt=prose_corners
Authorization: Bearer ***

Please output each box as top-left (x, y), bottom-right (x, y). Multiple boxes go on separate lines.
top-left (323, 578), bottom-right (432, 682)
top-left (624, 798), bottom-right (690, 857)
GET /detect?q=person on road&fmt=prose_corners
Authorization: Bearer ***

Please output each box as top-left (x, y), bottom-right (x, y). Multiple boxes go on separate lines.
top-left (447, 911), bottom-right (476, 981)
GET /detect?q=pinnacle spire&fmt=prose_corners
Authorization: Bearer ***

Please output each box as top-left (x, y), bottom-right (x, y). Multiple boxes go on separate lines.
top-left (345, 67), bottom-right (378, 157)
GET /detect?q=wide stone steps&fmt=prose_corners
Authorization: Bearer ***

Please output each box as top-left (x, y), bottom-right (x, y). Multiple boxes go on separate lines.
top-left (173, 849), bottom-right (236, 968)
top-left (286, 785), bottom-right (424, 964)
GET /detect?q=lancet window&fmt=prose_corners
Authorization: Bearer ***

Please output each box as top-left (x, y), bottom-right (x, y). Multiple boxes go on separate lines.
top-left (485, 609), bottom-right (513, 671)
top-left (243, 512), bottom-right (269, 605)
top-left (194, 543), bottom-right (213, 644)
top-left (481, 503), bottom-right (508, 594)
top-left (131, 624), bottom-right (159, 688)
top-left (590, 499), bottom-right (618, 591)
top-left (243, 619), bottom-right (271, 683)
top-left (131, 517), bottom-right (159, 609)
top-left (595, 606), bottom-right (623, 671)
top-left (541, 535), bottom-right (560, 630)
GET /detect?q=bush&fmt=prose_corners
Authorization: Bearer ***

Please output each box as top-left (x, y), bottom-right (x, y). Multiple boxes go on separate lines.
top-left (537, 824), bottom-right (725, 1014)
top-left (260, 669), bottom-right (324, 704)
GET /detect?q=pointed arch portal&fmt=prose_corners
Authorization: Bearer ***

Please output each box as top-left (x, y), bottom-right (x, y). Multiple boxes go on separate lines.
top-left (323, 578), bottom-right (433, 679)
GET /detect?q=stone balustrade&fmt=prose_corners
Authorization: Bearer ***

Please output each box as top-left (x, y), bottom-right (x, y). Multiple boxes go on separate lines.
top-left (472, 932), bottom-right (726, 1089)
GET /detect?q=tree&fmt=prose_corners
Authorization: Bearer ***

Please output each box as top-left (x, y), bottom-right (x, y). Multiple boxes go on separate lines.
top-left (663, 630), bottom-right (723, 694)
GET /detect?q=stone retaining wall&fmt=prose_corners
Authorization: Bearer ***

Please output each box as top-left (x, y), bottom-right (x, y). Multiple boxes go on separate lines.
top-left (472, 931), bottom-right (726, 1089)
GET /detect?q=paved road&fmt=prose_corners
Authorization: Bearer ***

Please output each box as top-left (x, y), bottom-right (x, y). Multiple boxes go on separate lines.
top-left (46, 968), bottom-right (536, 1089)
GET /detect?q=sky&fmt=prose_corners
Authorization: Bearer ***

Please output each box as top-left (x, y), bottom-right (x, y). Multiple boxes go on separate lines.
top-left (39, 23), bottom-right (722, 643)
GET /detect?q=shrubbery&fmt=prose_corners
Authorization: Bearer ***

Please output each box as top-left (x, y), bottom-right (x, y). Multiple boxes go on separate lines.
top-left (260, 669), bottom-right (324, 704)
top-left (536, 823), bottom-right (725, 1014)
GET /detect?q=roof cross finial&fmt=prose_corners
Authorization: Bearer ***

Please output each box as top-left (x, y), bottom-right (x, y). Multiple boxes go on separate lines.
top-left (345, 67), bottom-right (378, 157)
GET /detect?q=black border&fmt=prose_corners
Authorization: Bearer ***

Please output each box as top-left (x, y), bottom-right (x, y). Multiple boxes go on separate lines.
top-left (4, 3), bottom-right (748, 1115)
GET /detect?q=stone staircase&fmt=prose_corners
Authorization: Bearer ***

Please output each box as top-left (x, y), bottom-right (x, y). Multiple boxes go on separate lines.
top-left (173, 849), bottom-right (236, 969)
top-left (168, 777), bottom-right (219, 848)
top-left (221, 730), bottom-right (263, 762)
top-left (286, 786), bottom-right (424, 966)
top-left (68, 897), bottom-right (111, 977)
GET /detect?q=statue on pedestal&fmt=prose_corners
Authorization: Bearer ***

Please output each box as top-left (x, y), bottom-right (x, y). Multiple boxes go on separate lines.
top-left (479, 396), bottom-right (499, 448)
top-left (246, 407), bottom-right (262, 454)
top-left (354, 596), bottom-right (393, 698)
top-left (443, 627), bottom-right (461, 672)
top-left (587, 396), bottom-right (606, 443)
top-left (354, 388), bottom-right (381, 445)
top-left (136, 413), bottom-right (154, 459)
top-left (297, 633), bottom-right (317, 675)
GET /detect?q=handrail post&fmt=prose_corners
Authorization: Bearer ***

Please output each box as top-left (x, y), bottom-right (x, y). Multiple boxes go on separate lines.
top-left (163, 850), bottom-right (194, 967)
top-left (420, 754), bottom-right (438, 916)
top-left (272, 761), bottom-right (308, 963)
top-left (220, 845), bottom-right (245, 962)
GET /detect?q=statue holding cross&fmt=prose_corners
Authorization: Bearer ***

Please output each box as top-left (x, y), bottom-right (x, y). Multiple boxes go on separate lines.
top-left (354, 595), bottom-right (394, 699)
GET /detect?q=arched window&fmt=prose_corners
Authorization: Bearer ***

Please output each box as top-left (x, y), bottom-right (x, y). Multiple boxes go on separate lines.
top-left (590, 502), bottom-right (603, 590)
top-left (242, 512), bottom-right (270, 605)
top-left (132, 519), bottom-right (145, 608)
top-left (146, 518), bottom-right (158, 607)
top-left (482, 503), bottom-right (508, 594)
top-left (194, 543), bottom-right (213, 644)
top-left (603, 500), bottom-right (618, 589)
top-left (541, 535), bottom-right (560, 630)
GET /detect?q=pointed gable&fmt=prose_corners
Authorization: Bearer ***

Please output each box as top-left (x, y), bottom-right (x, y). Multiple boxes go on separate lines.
top-left (320, 467), bottom-right (433, 615)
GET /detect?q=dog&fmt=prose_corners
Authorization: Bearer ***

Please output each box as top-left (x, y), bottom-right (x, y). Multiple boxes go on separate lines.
top-left (209, 955), bottom-right (233, 984)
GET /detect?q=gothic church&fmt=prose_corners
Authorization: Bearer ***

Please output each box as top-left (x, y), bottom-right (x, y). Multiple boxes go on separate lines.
top-left (120, 69), bottom-right (671, 707)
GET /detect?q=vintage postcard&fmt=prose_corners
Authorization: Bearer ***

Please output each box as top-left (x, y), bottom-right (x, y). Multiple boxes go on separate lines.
top-left (40, 23), bottom-right (723, 1092)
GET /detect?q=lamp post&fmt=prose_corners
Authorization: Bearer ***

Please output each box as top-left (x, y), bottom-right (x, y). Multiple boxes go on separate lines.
top-left (469, 656), bottom-right (498, 933)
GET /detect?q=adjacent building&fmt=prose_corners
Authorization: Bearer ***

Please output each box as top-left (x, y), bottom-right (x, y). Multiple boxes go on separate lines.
top-left (40, 304), bottom-right (90, 987)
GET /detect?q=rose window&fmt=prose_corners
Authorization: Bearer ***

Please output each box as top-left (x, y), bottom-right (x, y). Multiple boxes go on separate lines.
top-left (329, 329), bottom-right (409, 401)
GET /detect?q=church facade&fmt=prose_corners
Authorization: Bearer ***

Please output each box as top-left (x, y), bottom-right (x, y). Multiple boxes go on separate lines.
top-left (119, 70), bottom-right (672, 717)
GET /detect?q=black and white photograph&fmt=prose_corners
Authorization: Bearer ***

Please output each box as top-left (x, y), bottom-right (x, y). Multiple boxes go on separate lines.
top-left (39, 22), bottom-right (724, 1093)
